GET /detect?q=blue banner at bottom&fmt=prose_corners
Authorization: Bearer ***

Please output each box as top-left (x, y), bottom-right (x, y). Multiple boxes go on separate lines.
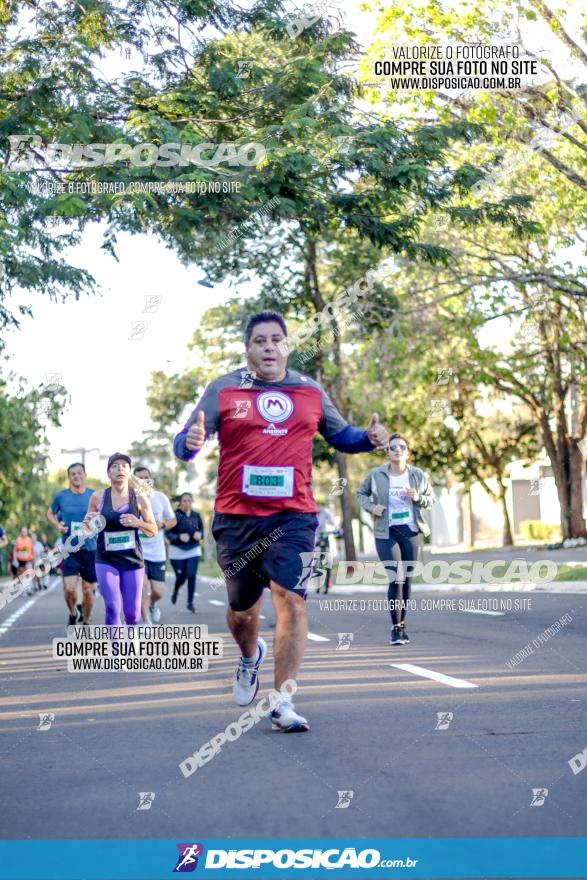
top-left (0, 838), bottom-right (585, 880)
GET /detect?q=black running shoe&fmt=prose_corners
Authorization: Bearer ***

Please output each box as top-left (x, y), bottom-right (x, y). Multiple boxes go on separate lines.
top-left (67, 614), bottom-right (77, 627)
top-left (390, 625), bottom-right (403, 645)
top-left (187, 603), bottom-right (195, 613)
top-left (171, 588), bottom-right (179, 605)
top-left (399, 625), bottom-right (410, 644)
top-left (76, 604), bottom-right (83, 623)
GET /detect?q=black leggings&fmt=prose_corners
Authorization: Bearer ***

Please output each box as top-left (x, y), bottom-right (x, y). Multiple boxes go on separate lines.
top-left (170, 556), bottom-right (200, 605)
top-left (375, 526), bottom-right (422, 626)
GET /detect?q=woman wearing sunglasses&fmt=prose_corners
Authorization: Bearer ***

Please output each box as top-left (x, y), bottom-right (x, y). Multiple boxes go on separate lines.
top-left (356, 433), bottom-right (435, 645)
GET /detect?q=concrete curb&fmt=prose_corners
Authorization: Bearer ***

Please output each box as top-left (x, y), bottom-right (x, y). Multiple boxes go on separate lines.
top-left (327, 581), bottom-right (587, 595)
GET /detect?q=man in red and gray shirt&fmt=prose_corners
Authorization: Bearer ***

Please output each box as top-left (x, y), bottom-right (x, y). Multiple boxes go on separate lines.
top-left (174, 311), bottom-right (389, 731)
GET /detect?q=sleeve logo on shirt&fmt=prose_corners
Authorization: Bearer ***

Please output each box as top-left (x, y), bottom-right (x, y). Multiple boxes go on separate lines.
top-left (256, 391), bottom-right (294, 423)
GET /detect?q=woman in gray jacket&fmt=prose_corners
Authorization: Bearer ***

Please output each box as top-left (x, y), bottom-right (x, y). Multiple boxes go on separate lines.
top-left (356, 433), bottom-right (435, 645)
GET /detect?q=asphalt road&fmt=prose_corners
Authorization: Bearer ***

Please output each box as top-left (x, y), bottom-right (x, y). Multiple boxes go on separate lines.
top-left (0, 573), bottom-right (585, 850)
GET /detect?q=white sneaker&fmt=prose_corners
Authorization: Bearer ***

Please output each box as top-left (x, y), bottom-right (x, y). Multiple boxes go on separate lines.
top-left (232, 637), bottom-right (267, 706)
top-left (271, 699), bottom-right (309, 732)
top-left (150, 604), bottom-right (161, 623)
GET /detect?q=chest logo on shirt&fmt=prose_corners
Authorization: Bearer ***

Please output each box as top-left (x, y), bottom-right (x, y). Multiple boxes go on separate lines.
top-left (256, 391), bottom-right (294, 424)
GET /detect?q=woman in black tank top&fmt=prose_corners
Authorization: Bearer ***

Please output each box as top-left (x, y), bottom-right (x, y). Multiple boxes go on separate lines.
top-left (84, 453), bottom-right (157, 626)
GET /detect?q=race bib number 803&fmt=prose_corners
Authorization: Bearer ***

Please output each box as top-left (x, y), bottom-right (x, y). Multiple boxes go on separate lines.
top-left (242, 465), bottom-right (294, 497)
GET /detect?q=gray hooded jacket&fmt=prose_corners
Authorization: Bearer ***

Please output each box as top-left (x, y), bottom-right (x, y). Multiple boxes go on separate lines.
top-left (356, 463), bottom-right (435, 538)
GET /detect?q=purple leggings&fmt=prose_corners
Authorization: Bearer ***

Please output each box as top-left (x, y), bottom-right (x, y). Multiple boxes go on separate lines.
top-left (96, 563), bottom-right (144, 625)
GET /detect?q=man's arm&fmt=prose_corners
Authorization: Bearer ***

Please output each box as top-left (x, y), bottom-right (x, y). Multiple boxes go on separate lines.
top-left (47, 496), bottom-right (68, 534)
top-left (159, 496), bottom-right (177, 530)
top-left (318, 387), bottom-right (389, 453)
top-left (174, 383), bottom-right (220, 461)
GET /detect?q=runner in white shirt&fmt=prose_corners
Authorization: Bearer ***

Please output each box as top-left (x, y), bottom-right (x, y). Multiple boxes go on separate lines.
top-left (133, 467), bottom-right (177, 623)
top-left (316, 502), bottom-right (338, 539)
top-left (31, 532), bottom-right (50, 591)
top-left (356, 433), bottom-right (435, 646)
top-left (31, 532), bottom-right (44, 594)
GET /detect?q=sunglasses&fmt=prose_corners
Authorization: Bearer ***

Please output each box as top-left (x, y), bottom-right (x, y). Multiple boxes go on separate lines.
top-left (389, 443), bottom-right (408, 452)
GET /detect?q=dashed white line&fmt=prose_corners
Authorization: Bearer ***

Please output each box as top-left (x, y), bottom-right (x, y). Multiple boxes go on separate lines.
top-left (208, 599), bottom-right (225, 606)
top-left (307, 632), bottom-right (330, 642)
top-left (0, 578), bottom-right (60, 640)
top-left (391, 662), bottom-right (478, 689)
top-left (461, 608), bottom-right (504, 617)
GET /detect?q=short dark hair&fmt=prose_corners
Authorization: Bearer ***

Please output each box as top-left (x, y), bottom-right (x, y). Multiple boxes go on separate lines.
top-left (133, 465), bottom-right (151, 477)
top-left (67, 462), bottom-right (85, 474)
top-left (389, 432), bottom-right (410, 447)
top-left (244, 311), bottom-right (287, 347)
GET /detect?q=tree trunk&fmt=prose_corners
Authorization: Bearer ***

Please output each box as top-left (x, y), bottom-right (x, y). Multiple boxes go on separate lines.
top-left (335, 452), bottom-right (357, 561)
top-left (499, 487), bottom-right (514, 546)
top-left (304, 236), bottom-right (325, 381)
top-left (539, 413), bottom-right (574, 539)
top-left (465, 488), bottom-right (475, 548)
top-left (569, 439), bottom-right (587, 538)
top-left (306, 238), bottom-right (358, 561)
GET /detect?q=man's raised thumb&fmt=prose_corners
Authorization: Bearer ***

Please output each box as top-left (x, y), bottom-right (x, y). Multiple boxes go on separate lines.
top-left (368, 413), bottom-right (379, 429)
top-left (196, 411), bottom-right (205, 428)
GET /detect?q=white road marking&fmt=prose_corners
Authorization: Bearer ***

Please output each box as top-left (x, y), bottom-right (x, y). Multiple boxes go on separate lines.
top-left (208, 600), bottom-right (225, 606)
top-left (307, 632), bottom-right (330, 642)
top-left (259, 615), bottom-right (266, 620)
top-left (461, 608), bottom-right (504, 616)
top-left (391, 663), bottom-right (478, 689)
top-left (0, 578), bottom-right (59, 640)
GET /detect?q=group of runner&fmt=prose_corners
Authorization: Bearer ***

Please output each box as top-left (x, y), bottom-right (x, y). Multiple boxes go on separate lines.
top-left (5, 309), bottom-right (434, 735)
top-left (5, 461), bottom-right (204, 628)
top-left (2, 527), bottom-right (52, 591)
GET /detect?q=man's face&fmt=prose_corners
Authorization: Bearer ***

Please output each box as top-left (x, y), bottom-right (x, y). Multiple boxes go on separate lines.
top-left (68, 465), bottom-right (86, 489)
top-left (246, 321), bottom-right (287, 381)
top-left (134, 469), bottom-right (153, 490)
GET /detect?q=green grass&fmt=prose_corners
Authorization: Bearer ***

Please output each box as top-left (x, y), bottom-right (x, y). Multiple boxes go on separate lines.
top-left (198, 559), bottom-right (223, 579)
top-left (553, 564), bottom-right (587, 582)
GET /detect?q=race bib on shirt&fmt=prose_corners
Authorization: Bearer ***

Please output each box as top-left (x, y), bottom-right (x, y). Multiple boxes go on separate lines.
top-left (242, 465), bottom-right (294, 497)
top-left (104, 530), bottom-right (136, 552)
top-left (390, 509), bottom-right (410, 522)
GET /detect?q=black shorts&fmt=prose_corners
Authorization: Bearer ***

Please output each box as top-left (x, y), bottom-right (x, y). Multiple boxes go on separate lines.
top-left (212, 511), bottom-right (319, 611)
top-left (61, 547), bottom-right (97, 583)
top-left (145, 559), bottom-right (166, 582)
